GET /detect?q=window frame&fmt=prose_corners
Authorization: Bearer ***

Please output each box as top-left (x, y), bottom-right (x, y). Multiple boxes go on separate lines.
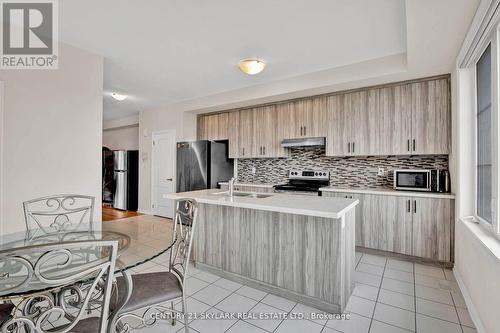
top-left (472, 27), bottom-right (500, 235)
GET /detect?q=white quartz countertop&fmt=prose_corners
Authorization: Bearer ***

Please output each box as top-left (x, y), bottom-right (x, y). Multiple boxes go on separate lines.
top-left (319, 187), bottom-right (456, 199)
top-left (165, 189), bottom-right (358, 219)
top-left (217, 182), bottom-right (277, 188)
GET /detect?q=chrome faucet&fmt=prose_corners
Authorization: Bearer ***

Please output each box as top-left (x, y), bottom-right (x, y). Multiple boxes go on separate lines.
top-left (228, 177), bottom-right (236, 197)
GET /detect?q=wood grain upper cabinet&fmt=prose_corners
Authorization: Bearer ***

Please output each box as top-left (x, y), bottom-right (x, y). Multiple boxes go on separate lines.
top-left (280, 97), bottom-right (327, 139)
top-left (228, 111), bottom-right (239, 158)
top-left (392, 84), bottom-right (413, 154)
top-left (326, 95), bottom-right (348, 156)
top-left (197, 113), bottom-right (229, 140)
top-left (310, 96), bottom-right (328, 137)
top-left (410, 78), bottom-right (450, 154)
top-left (349, 91), bottom-right (370, 156)
top-left (412, 197), bottom-right (453, 262)
top-left (237, 109), bottom-right (253, 158)
top-left (327, 91), bottom-right (370, 156)
top-left (252, 105), bottom-right (283, 158)
top-left (277, 102), bottom-right (294, 140)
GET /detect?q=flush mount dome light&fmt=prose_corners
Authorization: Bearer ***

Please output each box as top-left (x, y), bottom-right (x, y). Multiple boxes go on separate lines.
top-left (239, 58), bottom-right (266, 75)
top-left (111, 92), bottom-right (128, 101)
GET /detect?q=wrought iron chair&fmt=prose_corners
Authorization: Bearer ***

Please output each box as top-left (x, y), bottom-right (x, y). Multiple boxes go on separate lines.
top-left (0, 239), bottom-right (118, 333)
top-left (23, 195), bottom-right (95, 241)
top-left (111, 198), bottom-right (199, 333)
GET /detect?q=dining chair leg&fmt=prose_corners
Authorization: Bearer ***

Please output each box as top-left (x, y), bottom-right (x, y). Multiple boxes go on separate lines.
top-left (182, 295), bottom-right (189, 333)
top-left (171, 301), bottom-right (176, 326)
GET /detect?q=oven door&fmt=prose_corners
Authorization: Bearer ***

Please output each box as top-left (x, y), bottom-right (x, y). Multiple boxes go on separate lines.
top-left (394, 170), bottom-right (431, 191)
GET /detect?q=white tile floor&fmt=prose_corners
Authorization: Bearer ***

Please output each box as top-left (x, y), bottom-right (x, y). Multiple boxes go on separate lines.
top-left (123, 251), bottom-right (476, 333)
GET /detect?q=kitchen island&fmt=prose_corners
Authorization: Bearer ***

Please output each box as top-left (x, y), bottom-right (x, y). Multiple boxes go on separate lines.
top-left (166, 189), bottom-right (358, 312)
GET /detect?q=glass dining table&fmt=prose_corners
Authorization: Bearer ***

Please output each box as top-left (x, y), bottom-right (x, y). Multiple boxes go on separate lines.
top-left (0, 216), bottom-right (175, 323)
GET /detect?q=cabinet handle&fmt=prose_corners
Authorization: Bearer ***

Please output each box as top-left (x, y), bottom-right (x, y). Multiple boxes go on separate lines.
top-left (407, 200), bottom-right (410, 212)
top-left (300, 126), bottom-right (303, 136)
top-left (304, 126), bottom-right (307, 136)
top-left (352, 142), bottom-right (355, 153)
top-left (263, 146), bottom-right (266, 155)
top-left (407, 139), bottom-right (410, 152)
top-left (242, 147), bottom-right (245, 156)
top-left (413, 139), bottom-right (416, 152)
top-left (413, 200), bottom-right (417, 213)
top-left (260, 146), bottom-right (263, 155)
top-left (347, 142), bottom-right (351, 153)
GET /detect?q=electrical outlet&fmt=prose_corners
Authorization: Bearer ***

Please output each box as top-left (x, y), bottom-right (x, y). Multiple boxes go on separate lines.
top-left (251, 167), bottom-right (256, 174)
top-left (377, 167), bottom-right (385, 176)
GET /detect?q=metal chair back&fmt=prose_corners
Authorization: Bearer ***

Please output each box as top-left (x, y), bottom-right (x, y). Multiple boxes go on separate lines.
top-left (169, 199), bottom-right (199, 288)
top-left (0, 239), bottom-right (118, 333)
top-left (23, 195), bottom-right (95, 240)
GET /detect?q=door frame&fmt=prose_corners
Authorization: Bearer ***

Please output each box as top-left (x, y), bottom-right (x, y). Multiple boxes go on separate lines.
top-left (150, 129), bottom-right (176, 217)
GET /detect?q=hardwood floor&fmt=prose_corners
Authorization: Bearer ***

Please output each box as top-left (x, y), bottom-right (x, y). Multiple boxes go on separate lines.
top-left (102, 205), bottom-right (142, 221)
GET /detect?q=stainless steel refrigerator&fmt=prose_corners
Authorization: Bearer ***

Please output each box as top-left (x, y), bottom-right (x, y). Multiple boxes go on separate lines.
top-left (113, 150), bottom-right (139, 210)
top-left (176, 140), bottom-right (234, 192)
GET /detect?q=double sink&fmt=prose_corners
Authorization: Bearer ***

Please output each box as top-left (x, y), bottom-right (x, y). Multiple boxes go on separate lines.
top-left (212, 191), bottom-right (273, 199)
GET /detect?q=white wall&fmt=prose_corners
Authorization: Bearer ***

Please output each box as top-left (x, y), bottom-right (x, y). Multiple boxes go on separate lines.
top-left (103, 125), bottom-right (139, 151)
top-left (454, 220), bottom-right (500, 333)
top-left (138, 108), bottom-right (195, 213)
top-left (452, 2), bottom-right (500, 332)
top-left (0, 43), bottom-right (103, 234)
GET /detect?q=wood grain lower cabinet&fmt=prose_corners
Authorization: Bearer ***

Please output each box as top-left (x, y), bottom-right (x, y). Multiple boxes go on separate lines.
top-left (324, 192), bottom-right (412, 254)
top-left (412, 197), bottom-right (453, 262)
top-left (322, 192), bottom-right (453, 261)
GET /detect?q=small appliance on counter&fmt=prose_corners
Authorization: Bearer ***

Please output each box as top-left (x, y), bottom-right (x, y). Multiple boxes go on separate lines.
top-left (274, 170), bottom-right (330, 196)
top-left (176, 140), bottom-right (234, 192)
top-left (393, 169), bottom-right (450, 193)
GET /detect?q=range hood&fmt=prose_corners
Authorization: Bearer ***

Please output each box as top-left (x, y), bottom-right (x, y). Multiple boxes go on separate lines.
top-left (281, 137), bottom-right (326, 148)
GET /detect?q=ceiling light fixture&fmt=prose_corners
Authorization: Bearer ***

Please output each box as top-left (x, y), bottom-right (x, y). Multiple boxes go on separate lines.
top-left (239, 58), bottom-right (266, 75)
top-left (111, 92), bottom-right (128, 101)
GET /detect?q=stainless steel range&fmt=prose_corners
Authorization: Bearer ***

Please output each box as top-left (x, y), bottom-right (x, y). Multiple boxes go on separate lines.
top-left (274, 170), bottom-right (330, 196)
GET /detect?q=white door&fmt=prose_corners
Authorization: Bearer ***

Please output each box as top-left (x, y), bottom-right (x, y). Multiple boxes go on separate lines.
top-left (152, 130), bottom-right (176, 218)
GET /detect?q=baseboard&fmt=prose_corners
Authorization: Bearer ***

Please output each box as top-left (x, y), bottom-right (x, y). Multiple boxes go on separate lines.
top-left (195, 262), bottom-right (342, 314)
top-left (137, 209), bottom-right (152, 215)
top-left (453, 268), bottom-right (486, 333)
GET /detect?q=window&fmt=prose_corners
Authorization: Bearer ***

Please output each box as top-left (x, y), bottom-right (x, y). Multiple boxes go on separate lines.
top-left (476, 44), bottom-right (493, 224)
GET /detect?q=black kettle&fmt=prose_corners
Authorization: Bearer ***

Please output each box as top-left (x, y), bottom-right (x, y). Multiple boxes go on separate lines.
top-left (439, 170), bottom-right (451, 193)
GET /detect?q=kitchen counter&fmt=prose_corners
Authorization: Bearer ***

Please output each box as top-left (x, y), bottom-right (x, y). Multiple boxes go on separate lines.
top-left (319, 186), bottom-right (456, 199)
top-left (169, 188), bottom-right (357, 313)
top-left (166, 189), bottom-right (358, 219)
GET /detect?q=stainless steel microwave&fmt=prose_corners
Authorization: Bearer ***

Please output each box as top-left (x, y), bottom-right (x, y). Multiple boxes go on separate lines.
top-left (394, 169), bottom-right (437, 192)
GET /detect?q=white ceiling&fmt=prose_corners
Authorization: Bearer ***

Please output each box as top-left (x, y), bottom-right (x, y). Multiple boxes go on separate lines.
top-left (59, 0), bottom-right (406, 120)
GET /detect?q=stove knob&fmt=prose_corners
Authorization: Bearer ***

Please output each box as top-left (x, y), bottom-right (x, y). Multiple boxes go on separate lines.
top-left (314, 172), bottom-right (318, 176)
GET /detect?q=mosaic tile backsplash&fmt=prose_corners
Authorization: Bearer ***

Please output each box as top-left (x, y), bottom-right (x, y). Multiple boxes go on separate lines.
top-left (237, 147), bottom-right (449, 189)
